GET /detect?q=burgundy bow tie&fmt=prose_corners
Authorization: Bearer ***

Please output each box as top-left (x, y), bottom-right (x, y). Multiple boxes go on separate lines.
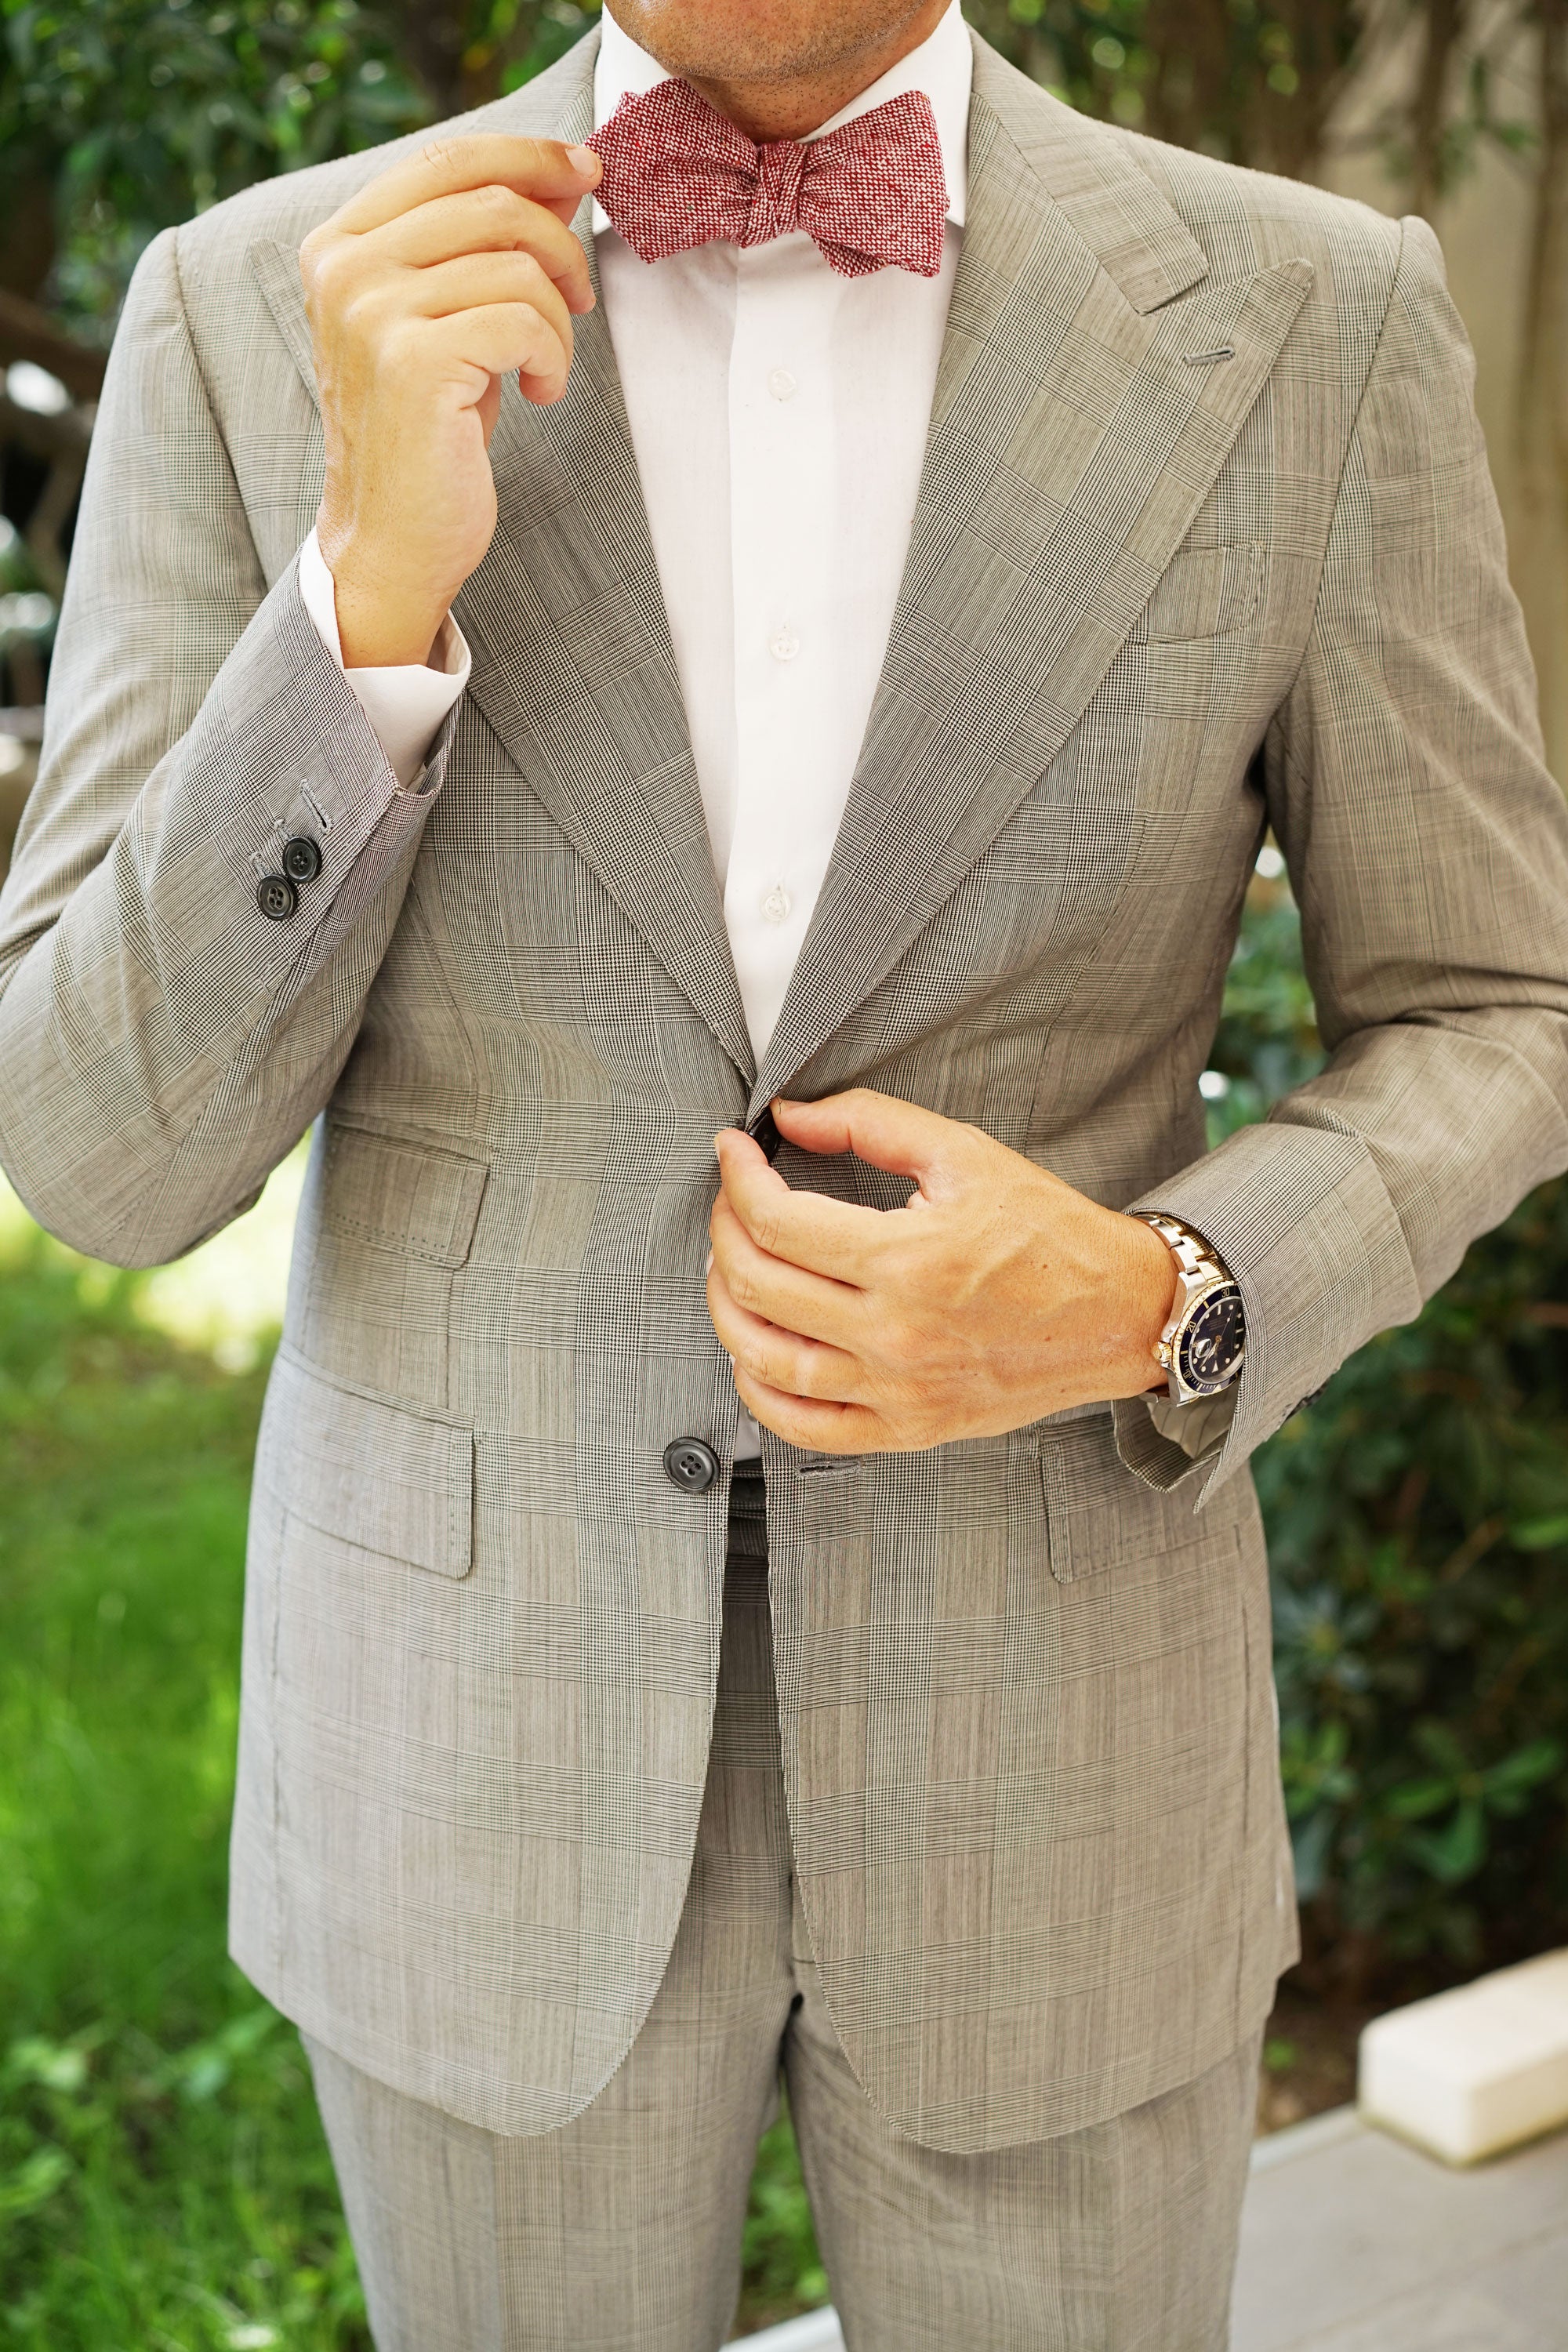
top-left (586, 80), bottom-right (947, 280)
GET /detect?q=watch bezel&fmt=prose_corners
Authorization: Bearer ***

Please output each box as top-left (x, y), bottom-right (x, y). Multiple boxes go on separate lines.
top-left (1171, 1279), bottom-right (1247, 1398)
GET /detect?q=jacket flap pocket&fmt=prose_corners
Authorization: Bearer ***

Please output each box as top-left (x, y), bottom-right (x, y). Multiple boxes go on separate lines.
top-left (321, 1123), bottom-right (488, 1269)
top-left (258, 1348), bottom-right (474, 1578)
top-left (1133, 540), bottom-right (1264, 642)
top-left (1038, 1410), bottom-right (1249, 1584)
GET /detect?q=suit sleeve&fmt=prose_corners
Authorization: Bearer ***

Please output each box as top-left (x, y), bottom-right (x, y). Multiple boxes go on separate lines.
top-left (1112, 212), bottom-right (1568, 1497)
top-left (0, 225), bottom-right (459, 1266)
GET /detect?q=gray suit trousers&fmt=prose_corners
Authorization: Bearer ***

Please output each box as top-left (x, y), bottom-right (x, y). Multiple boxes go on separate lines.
top-left (304, 1471), bottom-right (1261, 2352)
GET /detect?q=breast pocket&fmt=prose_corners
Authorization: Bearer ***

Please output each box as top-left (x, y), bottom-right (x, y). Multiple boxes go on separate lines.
top-left (255, 1345), bottom-right (474, 1579)
top-left (1130, 540), bottom-right (1266, 643)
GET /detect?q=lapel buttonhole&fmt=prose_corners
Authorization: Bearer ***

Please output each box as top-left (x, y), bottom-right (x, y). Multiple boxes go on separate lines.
top-left (1184, 345), bottom-right (1236, 366)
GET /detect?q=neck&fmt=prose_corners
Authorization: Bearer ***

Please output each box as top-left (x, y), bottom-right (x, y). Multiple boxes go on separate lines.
top-left (612, 0), bottom-right (951, 143)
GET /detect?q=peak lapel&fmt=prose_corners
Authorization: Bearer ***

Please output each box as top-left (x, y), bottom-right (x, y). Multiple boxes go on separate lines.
top-left (249, 35), bottom-right (755, 1085)
top-left (750, 45), bottom-right (1312, 1116)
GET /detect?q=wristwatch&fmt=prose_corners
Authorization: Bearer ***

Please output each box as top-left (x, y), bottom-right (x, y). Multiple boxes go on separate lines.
top-left (1127, 1211), bottom-right (1247, 1403)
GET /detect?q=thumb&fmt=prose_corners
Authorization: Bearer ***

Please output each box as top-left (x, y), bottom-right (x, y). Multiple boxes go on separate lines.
top-left (770, 1091), bottom-right (972, 1197)
top-left (539, 143), bottom-right (601, 225)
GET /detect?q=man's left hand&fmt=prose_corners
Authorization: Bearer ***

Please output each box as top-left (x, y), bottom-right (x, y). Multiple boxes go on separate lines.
top-left (707, 1090), bottom-right (1178, 1454)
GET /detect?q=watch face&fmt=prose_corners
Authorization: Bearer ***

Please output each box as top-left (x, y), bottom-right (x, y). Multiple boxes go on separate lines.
top-left (1176, 1287), bottom-right (1246, 1393)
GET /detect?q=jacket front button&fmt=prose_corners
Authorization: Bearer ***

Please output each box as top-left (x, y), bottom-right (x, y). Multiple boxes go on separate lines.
top-left (663, 1437), bottom-right (720, 1494)
top-left (256, 873), bottom-right (299, 921)
top-left (281, 834), bottom-right (323, 884)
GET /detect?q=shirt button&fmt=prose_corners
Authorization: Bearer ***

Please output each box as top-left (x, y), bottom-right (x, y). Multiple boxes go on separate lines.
top-left (760, 885), bottom-right (792, 925)
top-left (768, 368), bottom-right (797, 401)
top-left (769, 629), bottom-right (800, 662)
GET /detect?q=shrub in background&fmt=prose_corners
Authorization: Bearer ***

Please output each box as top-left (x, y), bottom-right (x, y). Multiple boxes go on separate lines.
top-left (1217, 865), bottom-right (1568, 1997)
top-left (1, 0), bottom-right (425, 328)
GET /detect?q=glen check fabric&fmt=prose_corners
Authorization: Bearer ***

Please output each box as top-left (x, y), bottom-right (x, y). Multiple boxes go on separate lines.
top-left (2, 29), bottom-right (1566, 2152)
top-left (588, 82), bottom-right (948, 278)
top-left (304, 1476), bottom-right (1261, 2352)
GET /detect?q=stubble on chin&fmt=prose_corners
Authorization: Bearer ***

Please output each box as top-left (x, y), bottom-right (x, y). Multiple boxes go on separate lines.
top-left (601, 0), bottom-right (923, 89)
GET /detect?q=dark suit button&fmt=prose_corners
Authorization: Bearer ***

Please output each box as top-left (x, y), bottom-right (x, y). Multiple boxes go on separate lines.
top-left (281, 835), bottom-right (323, 884)
top-left (256, 873), bottom-right (299, 921)
top-left (747, 1105), bottom-right (782, 1163)
top-left (663, 1437), bottom-right (720, 1494)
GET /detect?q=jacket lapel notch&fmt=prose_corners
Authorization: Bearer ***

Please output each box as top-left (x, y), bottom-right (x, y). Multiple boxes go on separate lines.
top-left (984, 78), bottom-right (1210, 315)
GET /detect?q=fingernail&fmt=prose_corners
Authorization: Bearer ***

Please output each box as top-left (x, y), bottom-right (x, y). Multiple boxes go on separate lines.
top-left (567, 143), bottom-right (601, 179)
top-left (705, 1251), bottom-right (714, 1274)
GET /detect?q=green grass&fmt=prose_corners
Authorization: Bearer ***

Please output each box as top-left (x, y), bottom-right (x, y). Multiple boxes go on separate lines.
top-left (0, 1217), bottom-right (822, 2345)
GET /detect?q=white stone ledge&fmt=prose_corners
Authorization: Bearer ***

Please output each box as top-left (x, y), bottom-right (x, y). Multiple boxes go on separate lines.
top-left (1359, 1947), bottom-right (1568, 2165)
top-left (731, 2310), bottom-right (844, 2351)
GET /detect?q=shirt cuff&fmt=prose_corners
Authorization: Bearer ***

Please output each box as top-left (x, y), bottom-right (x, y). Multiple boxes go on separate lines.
top-left (1143, 1386), bottom-right (1240, 1460)
top-left (297, 527), bottom-right (470, 791)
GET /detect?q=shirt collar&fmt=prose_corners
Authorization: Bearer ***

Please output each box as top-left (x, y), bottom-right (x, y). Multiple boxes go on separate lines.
top-left (592, 0), bottom-right (971, 236)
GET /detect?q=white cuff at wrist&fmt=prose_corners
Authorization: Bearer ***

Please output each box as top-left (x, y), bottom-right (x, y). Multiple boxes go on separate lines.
top-left (297, 528), bottom-right (470, 790)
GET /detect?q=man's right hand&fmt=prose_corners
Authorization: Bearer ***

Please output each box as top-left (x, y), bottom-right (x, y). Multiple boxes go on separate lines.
top-left (301, 135), bottom-right (602, 668)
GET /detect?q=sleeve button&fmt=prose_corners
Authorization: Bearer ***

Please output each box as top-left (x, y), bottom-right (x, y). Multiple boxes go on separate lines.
top-left (281, 835), bottom-right (323, 884)
top-left (256, 873), bottom-right (299, 921)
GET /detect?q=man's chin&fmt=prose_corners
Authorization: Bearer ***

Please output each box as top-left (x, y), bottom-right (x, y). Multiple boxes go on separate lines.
top-left (601, 0), bottom-right (919, 90)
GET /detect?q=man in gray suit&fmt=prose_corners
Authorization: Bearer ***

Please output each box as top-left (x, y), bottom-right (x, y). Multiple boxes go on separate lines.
top-left (2, 0), bottom-right (1566, 2341)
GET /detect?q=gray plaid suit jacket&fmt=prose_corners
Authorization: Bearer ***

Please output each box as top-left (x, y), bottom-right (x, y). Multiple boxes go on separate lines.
top-left (3, 28), bottom-right (1567, 2152)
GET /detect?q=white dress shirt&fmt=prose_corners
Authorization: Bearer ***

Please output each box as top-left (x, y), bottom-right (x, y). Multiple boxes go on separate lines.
top-left (302, 0), bottom-right (970, 1061)
top-left (300, 4), bottom-right (971, 1455)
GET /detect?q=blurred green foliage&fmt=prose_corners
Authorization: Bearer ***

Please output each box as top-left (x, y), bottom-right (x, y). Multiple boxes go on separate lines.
top-left (739, 2104), bottom-right (828, 2333)
top-left (0, 0), bottom-right (426, 329)
top-left (0, 1225), bottom-right (821, 2339)
top-left (0, 510), bottom-right (53, 688)
top-left (966, 0), bottom-right (1364, 173)
top-left (0, 1244), bottom-right (364, 2347)
top-left (0, 1), bottom-right (611, 336)
top-left (1207, 867), bottom-right (1568, 1997)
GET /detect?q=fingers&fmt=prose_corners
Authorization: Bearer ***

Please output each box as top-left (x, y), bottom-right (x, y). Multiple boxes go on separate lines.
top-left (361, 183), bottom-right (594, 313)
top-left (332, 133), bottom-right (601, 238)
top-left (731, 1364), bottom-right (880, 1455)
top-left (706, 1261), bottom-right (863, 1405)
top-left (401, 251), bottom-right (574, 357)
top-left (423, 303), bottom-right (575, 402)
top-left (708, 1193), bottom-right (862, 1348)
top-left (771, 1090), bottom-right (978, 1196)
top-left (713, 1128), bottom-right (886, 1281)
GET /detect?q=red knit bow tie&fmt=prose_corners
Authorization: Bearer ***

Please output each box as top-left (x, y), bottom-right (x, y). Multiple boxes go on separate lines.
top-left (586, 81), bottom-right (947, 280)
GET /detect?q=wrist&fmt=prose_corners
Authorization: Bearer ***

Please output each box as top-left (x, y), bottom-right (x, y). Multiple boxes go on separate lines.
top-left (1122, 1212), bottom-right (1181, 1392)
top-left (317, 515), bottom-right (452, 670)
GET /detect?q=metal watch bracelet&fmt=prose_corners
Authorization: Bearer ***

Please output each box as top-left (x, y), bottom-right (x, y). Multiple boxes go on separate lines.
top-left (1126, 1210), bottom-right (1246, 1402)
